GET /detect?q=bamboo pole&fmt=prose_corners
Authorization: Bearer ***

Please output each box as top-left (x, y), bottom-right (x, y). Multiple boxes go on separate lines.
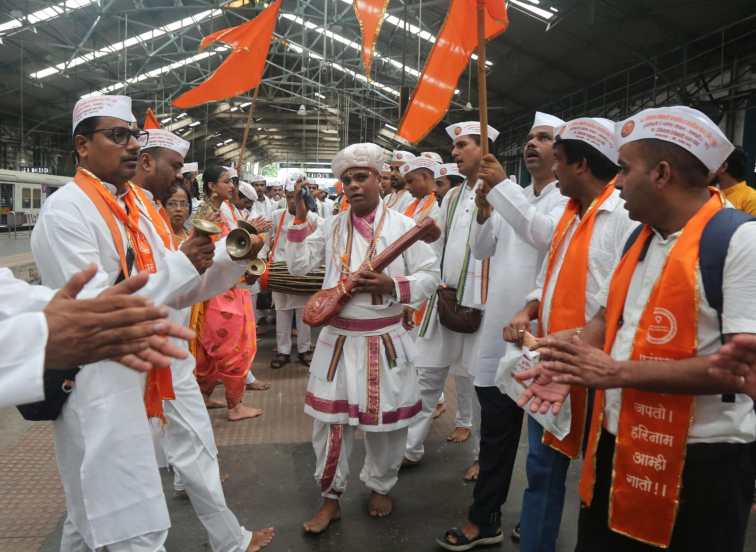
top-left (236, 85), bottom-right (261, 175)
top-left (476, 1), bottom-right (489, 156)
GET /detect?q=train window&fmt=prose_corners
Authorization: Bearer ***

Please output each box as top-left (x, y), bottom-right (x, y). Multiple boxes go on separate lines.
top-left (0, 184), bottom-right (12, 213)
top-left (22, 187), bottom-right (31, 209)
top-left (33, 188), bottom-right (41, 209)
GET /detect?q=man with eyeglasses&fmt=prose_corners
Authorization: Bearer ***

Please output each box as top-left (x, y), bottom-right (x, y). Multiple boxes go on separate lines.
top-left (285, 143), bottom-right (439, 534)
top-left (130, 128), bottom-right (275, 552)
top-left (31, 95), bottom-right (261, 552)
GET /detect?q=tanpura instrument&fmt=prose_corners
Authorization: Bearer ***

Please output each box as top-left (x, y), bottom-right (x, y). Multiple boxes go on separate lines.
top-left (303, 217), bottom-right (441, 327)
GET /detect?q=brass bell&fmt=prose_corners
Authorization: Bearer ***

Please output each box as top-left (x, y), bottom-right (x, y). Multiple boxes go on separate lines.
top-left (192, 218), bottom-right (222, 237)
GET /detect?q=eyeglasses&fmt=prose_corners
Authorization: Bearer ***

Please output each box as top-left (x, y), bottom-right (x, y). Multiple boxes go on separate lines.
top-left (341, 171), bottom-right (373, 186)
top-left (166, 200), bottom-right (189, 209)
top-left (85, 127), bottom-right (150, 147)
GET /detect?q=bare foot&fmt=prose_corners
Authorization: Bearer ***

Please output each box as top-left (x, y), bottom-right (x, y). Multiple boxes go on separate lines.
top-left (228, 404), bottom-right (264, 421)
top-left (246, 527), bottom-right (275, 551)
top-left (303, 498), bottom-right (341, 534)
top-left (463, 461), bottom-right (479, 482)
top-left (447, 427), bottom-right (471, 443)
top-left (432, 402), bottom-right (447, 419)
top-left (246, 380), bottom-right (271, 391)
top-left (368, 492), bottom-right (393, 518)
top-left (204, 397), bottom-right (225, 409)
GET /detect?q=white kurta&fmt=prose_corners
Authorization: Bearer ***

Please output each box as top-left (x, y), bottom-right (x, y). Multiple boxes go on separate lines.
top-left (599, 218), bottom-right (756, 444)
top-left (31, 180), bottom-right (248, 549)
top-left (250, 196), bottom-right (274, 221)
top-left (530, 190), bottom-right (637, 333)
top-left (384, 189), bottom-right (414, 213)
top-left (415, 182), bottom-right (483, 373)
top-left (0, 268), bottom-right (55, 408)
top-left (268, 208), bottom-right (321, 311)
top-left (285, 200), bottom-right (439, 432)
top-left (402, 193), bottom-right (442, 224)
top-left (316, 198), bottom-right (334, 219)
top-left (470, 181), bottom-right (567, 387)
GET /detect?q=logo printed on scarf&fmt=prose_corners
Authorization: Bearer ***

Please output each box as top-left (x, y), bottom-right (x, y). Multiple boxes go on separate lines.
top-left (646, 307), bottom-right (678, 345)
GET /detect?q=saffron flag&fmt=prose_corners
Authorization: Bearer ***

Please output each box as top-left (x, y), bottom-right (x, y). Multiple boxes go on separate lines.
top-left (354, 0), bottom-right (390, 77)
top-left (398, 0), bottom-right (509, 144)
top-left (144, 108), bottom-right (161, 129)
top-left (173, 0), bottom-right (281, 109)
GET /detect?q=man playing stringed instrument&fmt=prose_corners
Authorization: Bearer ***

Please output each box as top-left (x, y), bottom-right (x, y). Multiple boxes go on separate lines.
top-left (285, 143), bottom-right (439, 534)
top-left (517, 106), bottom-right (756, 552)
top-left (502, 117), bottom-right (634, 552)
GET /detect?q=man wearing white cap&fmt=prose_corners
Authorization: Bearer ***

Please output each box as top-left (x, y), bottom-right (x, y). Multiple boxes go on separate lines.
top-left (380, 162), bottom-right (394, 197)
top-left (313, 180), bottom-right (335, 219)
top-left (406, 121), bottom-right (497, 475)
top-left (399, 157), bottom-right (442, 224)
top-left (420, 151), bottom-right (444, 164)
top-left (501, 117), bottom-right (634, 552)
top-left (386, 150), bottom-right (416, 211)
top-left (519, 106), bottom-right (756, 551)
top-left (131, 129), bottom-right (275, 552)
top-left (285, 142), bottom-right (439, 534)
top-left (32, 95), bottom-right (273, 551)
top-left (267, 175), bottom-right (320, 369)
top-left (434, 163), bottom-right (465, 204)
top-left (267, 179), bottom-right (285, 210)
top-left (437, 113), bottom-right (568, 550)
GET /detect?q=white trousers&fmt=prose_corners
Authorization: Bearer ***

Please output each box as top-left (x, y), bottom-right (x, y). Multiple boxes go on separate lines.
top-left (405, 366), bottom-right (481, 462)
top-left (161, 384), bottom-right (253, 552)
top-left (60, 516), bottom-right (167, 552)
top-left (312, 421), bottom-right (407, 499)
top-left (275, 308), bottom-right (310, 355)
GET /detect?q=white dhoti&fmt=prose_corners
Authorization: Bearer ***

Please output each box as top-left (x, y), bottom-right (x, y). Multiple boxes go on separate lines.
top-left (405, 322), bottom-right (481, 462)
top-left (273, 291), bottom-right (310, 356)
top-left (313, 422), bottom-right (408, 499)
top-left (60, 517), bottom-right (168, 552)
top-left (160, 321), bottom-right (253, 552)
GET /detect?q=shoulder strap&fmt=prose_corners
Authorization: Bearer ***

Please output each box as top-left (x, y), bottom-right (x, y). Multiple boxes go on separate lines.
top-left (621, 224), bottom-right (644, 257)
top-left (439, 185), bottom-right (465, 280)
top-left (699, 208), bottom-right (755, 331)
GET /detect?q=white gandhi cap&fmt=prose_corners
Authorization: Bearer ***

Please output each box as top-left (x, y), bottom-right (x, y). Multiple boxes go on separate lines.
top-left (144, 129), bottom-right (190, 159)
top-left (445, 121), bottom-right (500, 142)
top-left (555, 117), bottom-right (618, 164)
top-left (72, 95), bottom-right (136, 135)
top-left (616, 106), bottom-right (734, 172)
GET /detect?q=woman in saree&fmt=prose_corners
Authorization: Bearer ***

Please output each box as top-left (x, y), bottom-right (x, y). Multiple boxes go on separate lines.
top-left (193, 165), bottom-right (262, 421)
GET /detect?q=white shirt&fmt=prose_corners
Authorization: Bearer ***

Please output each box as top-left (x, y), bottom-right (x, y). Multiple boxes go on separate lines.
top-left (470, 181), bottom-right (567, 386)
top-left (268, 208), bottom-right (321, 310)
top-left (488, 178), bottom-right (565, 254)
top-left (599, 218), bottom-right (756, 444)
top-left (532, 190), bottom-right (637, 333)
top-left (250, 196), bottom-right (274, 221)
top-left (0, 268), bottom-right (55, 408)
top-left (31, 180), bottom-right (248, 548)
top-left (385, 189), bottom-right (415, 213)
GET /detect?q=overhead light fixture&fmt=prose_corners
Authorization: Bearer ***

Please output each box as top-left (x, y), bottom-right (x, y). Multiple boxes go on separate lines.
top-left (464, 102), bottom-right (473, 112)
top-left (297, 104), bottom-right (307, 116)
top-left (160, 117), bottom-right (173, 123)
top-left (189, 121), bottom-right (201, 127)
top-left (315, 92), bottom-right (326, 99)
top-left (385, 123), bottom-right (397, 131)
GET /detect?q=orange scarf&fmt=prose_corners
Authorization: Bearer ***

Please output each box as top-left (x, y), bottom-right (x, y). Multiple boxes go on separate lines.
top-left (339, 194), bottom-right (350, 213)
top-left (579, 190), bottom-right (723, 548)
top-left (404, 192), bottom-right (437, 221)
top-left (74, 168), bottom-right (175, 421)
top-left (539, 182), bottom-right (616, 459)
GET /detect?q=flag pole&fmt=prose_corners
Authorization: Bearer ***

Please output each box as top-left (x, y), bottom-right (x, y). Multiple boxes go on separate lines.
top-left (236, 85), bottom-right (261, 175)
top-left (476, 1), bottom-right (489, 156)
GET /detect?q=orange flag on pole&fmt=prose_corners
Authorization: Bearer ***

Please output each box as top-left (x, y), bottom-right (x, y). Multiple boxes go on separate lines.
top-left (354, 0), bottom-right (390, 77)
top-left (173, 0), bottom-right (281, 109)
top-left (397, 0), bottom-right (509, 144)
top-left (144, 108), bottom-right (161, 129)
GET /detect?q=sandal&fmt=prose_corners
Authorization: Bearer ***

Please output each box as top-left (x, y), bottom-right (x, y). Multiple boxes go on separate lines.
top-left (436, 527), bottom-right (503, 551)
top-left (270, 353), bottom-right (290, 369)
top-left (298, 351), bottom-right (313, 366)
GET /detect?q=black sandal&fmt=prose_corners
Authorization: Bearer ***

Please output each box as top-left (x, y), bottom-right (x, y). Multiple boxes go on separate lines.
top-left (270, 353), bottom-right (290, 369)
top-left (298, 351), bottom-right (313, 366)
top-left (436, 527), bottom-right (503, 551)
